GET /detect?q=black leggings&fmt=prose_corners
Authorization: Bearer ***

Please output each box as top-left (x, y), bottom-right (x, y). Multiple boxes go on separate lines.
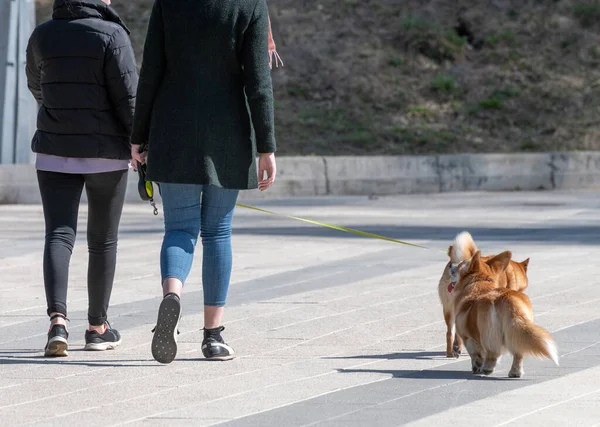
top-left (37, 169), bottom-right (128, 326)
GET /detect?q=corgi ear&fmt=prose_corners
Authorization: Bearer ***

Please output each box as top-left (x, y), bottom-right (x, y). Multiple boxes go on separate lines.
top-left (520, 258), bottom-right (530, 272)
top-left (447, 245), bottom-right (454, 259)
top-left (488, 251), bottom-right (512, 276)
top-left (468, 250), bottom-right (482, 273)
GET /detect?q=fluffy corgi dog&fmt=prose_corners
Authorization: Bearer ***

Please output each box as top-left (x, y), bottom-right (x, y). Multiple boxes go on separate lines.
top-left (450, 250), bottom-right (559, 378)
top-left (438, 231), bottom-right (530, 358)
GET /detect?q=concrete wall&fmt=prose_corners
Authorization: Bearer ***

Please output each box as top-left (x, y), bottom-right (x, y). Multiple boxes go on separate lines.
top-left (0, 0), bottom-right (37, 165)
top-left (1, 151), bottom-right (600, 204)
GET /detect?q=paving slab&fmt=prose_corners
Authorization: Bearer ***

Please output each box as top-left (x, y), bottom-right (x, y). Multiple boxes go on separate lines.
top-left (1, 190), bottom-right (600, 426)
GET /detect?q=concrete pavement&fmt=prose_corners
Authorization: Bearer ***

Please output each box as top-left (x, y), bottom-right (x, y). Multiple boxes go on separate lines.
top-left (1, 189), bottom-right (600, 426)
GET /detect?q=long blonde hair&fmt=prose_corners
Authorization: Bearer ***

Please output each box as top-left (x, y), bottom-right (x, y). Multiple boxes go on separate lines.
top-left (268, 16), bottom-right (283, 69)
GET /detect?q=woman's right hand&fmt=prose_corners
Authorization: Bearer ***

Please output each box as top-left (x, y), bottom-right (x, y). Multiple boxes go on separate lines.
top-left (131, 144), bottom-right (147, 171)
top-left (258, 152), bottom-right (276, 191)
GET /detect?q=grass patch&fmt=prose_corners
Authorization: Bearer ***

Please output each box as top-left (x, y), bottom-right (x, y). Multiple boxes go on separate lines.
top-left (400, 17), bottom-right (467, 63)
top-left (484, 31), bottom-right (516, 47)
top-left (506, 9), bottom-right (519, 20)
top-left (436, 29), bottom-right (467, 61)
top-left (444, 29), bottom-right (468, 49)
top-left (401, 16), bottom-right (431, 31)
top-left (332, 130), bottom-right (373, 146)
top-left (573, 3), bottom-right (600, 28)
top-left (393, 126), bottom-right (457, 150)
top-left (286, 85), bottom-right (310, 98)
top-left (469, 87), bottom-right (519, 114)
top-left (478, 98), bottom-right (504, 110)
top-left (491, 88), bottom-right (520, 98)
top-left (431, 73), bottom-right (457, 95)
top-left (520, 140), bottom-right (540, 151)
top-left (407, 105), bottom-right (436, 118)
top-left (469, 98), bottom-right (503, 115)
top-left (388, 56), bottom-right (405, 67)
top-left (508, 51), bottom-right (521, 61)
top-left (298, 107), bottom-right (374, 146)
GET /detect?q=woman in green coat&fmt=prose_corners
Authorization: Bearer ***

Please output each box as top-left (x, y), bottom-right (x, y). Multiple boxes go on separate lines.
top-left (130, 0), bottom-right (279, 364)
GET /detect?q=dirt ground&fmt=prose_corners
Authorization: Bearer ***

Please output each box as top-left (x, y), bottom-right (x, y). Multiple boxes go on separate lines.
top-left (35, 0), bottom-right (600, 156)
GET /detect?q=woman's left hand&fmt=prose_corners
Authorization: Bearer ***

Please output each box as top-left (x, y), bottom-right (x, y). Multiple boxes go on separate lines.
top-left (258, 152), bottom-right (276, 191)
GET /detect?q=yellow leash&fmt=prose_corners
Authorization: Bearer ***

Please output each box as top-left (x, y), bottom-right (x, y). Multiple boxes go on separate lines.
top-left (235, 203), bottom-right (446, 254)
top-left (137, 170), bottom-right (444, 254)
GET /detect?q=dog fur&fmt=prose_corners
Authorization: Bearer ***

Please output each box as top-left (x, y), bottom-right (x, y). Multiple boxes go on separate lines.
top-left (450, 250), bottom-right (558, 378)
top-left (437, 231), bottom-right (530, 358)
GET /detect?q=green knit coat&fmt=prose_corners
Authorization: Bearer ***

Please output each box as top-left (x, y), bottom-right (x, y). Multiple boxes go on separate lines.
top-left (131, 0), bottom-right (276, 189)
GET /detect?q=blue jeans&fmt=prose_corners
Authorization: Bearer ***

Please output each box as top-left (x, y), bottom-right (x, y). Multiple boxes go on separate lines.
top-left (159, 183), bottom-right (239, 306)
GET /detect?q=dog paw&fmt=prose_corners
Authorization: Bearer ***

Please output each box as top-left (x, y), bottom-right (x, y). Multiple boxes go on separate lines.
top-left (446, 351), bottom-right (455, 358)
top-left (508, 369), bottom-right (524, 378)
top-left (482, 368), bottom-right (494, 376)
top-left (452, 346), bottom-right (462, 358)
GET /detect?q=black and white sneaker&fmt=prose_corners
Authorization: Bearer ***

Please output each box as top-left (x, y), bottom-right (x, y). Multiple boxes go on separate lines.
top-left (84, 321), bottom-right (122, 351)
top-left (44, 324), bottom-right (69, 357)
top-left (151, 293), bottom-right (181, 364)
top-left (202, 326), bottom-right (235, 361)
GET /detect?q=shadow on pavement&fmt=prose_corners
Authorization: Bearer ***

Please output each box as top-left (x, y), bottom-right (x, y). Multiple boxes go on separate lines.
top-left (225, 225), bottom-right (600, 246)
top-left (337, 367), bottom-right (521, 382)
top-left (325, 351), bottom-right (450, 360)
top-left (0, 356), bottom-right (158, 368)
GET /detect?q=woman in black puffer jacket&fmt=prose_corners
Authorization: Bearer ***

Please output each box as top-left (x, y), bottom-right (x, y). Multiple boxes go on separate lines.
top-left (25, 0), bottom-right (137, 357)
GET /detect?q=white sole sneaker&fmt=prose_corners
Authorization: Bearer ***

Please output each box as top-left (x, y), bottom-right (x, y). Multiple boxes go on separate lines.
top-left (44, 337), bottom-right (68, 357)
top-left (84, 339), bottom-right (122, 351)
top-left (201, 344), bottom-right (236, 361)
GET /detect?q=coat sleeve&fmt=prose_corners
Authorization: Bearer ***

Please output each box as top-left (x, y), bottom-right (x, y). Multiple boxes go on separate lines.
top-left (241, 0), bottom-right (277, 154)
top-left (104, 27), bottom-right (138, 142)
top-left (25, 32), bottom-right (42, 105)
top-left (130, 0), bottom-right (165, 147)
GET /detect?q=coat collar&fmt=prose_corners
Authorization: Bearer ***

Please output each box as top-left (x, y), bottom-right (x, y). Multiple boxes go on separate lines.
top-left (52, 0), bottom-right (130, 34)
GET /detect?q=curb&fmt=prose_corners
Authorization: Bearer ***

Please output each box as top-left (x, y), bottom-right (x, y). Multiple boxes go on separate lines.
top-left (1, 151), bottom-right (600, 204)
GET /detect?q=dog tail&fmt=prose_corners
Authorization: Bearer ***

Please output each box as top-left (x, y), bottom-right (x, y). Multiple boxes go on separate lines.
top-left (506, 319), bottom-right (559, 366)
top-left (450, 231), bottom-right (478, 264)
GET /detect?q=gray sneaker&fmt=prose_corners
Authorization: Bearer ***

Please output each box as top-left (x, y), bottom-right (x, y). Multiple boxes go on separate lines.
top-left (84, 321), bottom-right (122, 351)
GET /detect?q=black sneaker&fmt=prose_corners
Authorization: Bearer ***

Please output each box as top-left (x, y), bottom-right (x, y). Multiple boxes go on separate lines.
top-left (44, 324), bottom-right (69, 357)
top-left (151, 293), bottom-right (181, 364)
top-left (202, 326), bottom-right (235, 361)
top-left (84, 321), bottom-right (122, 351)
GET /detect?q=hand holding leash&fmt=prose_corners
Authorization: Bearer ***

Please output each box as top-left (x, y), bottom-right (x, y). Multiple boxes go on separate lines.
top-left (131, 143), bottom-right (147, 171)
top-left (134, 142), bottom-right (158, 216)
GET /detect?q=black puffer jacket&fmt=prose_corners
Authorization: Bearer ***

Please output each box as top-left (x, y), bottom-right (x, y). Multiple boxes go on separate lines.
top-left (25, 0), bottom-right (137, 160)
